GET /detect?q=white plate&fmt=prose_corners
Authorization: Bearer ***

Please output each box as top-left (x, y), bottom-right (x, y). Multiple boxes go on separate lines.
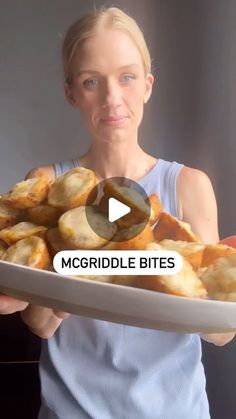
top-left (0, 259), bottom-right (236, 333)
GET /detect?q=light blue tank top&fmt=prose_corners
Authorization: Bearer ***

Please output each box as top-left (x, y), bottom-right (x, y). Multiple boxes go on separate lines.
top-left (38, 158), bottom-right (210, 419)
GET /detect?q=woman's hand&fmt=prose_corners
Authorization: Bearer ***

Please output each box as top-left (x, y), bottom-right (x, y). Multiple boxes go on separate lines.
top-left (219, 235), bottom-right (236, 247)
top-left (0, 293), bottom-right (29, 314)
top-left (177, 169), bottom-right (236, 346)
top-left (0, 165), bottom-right (68, 338)
top-left (20, 305), bottom-right (70, 339)
top-left (0, 293), bottom-right (69, 339)
top-left (201, 235), bottom-right (236, 346)
top-left (200, 332), bottom-right (235, 346)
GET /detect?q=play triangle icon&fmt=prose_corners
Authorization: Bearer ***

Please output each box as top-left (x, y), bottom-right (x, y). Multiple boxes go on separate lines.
top-left (108, 197), bottom-right (131, 222)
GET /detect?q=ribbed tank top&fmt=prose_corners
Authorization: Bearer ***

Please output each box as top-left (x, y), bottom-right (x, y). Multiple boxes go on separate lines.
top-left (38, 158), bottom-right (210, 419)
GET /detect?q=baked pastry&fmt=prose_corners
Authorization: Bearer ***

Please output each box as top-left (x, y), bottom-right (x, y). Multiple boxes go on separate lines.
top-left (0, 200), bottom-right (21, 230)
top-left (146, 194), bottom-right (163, 225)
top-left (201, 254), bottom-right (236, 301)
top-left (26, 204), bottom-right (62, 227)
top-left (102, 222), bottom-right (154, 250)
top-left (201, 243), bottom-right (236, 267)
top-left (153, 212), bottom-right (199, 242)
top-left (102, 180), bottom-right (150, 227)
top-left (46, 227), bottom-right (71, 257)
top-left (59, 206), bottom-right (117, 249)
top-left (1, 236), bottom-right (51, 269)
top-left (112, 275), bottom-right (138, 286)
top-left (47, 167), bottom-right (96, 210)
top-left (0, 240), bottom-right (7, 258)
top-left (145, 242), bottom-right (163, 251)
top-left (159, 239), bottom-right (205, 270)
top-left (1, 176), bottom-right (50, 209)
top-left (0, 222), bottom-right (47, 245)
top-left (71, 274), bottom-right (113, 283)
top-left (136, 259), bottom-right (207, 298)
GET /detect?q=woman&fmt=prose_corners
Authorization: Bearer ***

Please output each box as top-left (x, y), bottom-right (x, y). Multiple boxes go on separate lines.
top-left (0, 7), bottom-right (235, 419)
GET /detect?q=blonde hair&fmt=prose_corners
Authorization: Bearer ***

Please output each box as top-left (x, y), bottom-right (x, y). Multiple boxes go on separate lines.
top-left (62, 6), bottom-right (152, 84)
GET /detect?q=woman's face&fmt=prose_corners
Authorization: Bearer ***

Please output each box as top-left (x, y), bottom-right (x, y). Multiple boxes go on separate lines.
top-left (65, 29), bottom-right (154, 142)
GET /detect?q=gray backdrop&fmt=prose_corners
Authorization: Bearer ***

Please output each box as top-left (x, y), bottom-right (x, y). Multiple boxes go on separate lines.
top-left (0, 1), bottom-right (236, 418)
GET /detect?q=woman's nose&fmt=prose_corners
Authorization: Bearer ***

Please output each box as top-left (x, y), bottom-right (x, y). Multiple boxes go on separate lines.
top-left (102, 80), bottom-right (122, 108)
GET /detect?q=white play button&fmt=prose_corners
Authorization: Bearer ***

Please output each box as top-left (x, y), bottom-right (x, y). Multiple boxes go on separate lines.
top-left (108, 197), bottom-right (131, 222)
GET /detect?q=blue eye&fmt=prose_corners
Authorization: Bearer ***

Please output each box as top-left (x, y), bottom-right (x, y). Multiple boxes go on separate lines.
top-left (83, 79), bottom-right (98, 88)
top-left (121, 74), bottom-right (135, 83)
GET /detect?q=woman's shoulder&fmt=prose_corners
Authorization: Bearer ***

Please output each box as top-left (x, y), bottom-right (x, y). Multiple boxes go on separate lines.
top-left (177, 165), bottom-right (212, 191)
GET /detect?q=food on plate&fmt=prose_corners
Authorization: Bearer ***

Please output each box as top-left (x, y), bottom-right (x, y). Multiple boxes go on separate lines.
top-left (0, 222), bottom-right (47, 245)
top-left (146, 193), bottom-right (163, 225)
top-left (201, 254), bottom-right (236, 301)
top-left (201, 243), bottom-right (236, 267)
top-left (1, 236), bottom-right (51, 269)
top-left (136, 258), bottom-right (208, 298)
top-left (0, 240), bottom-right (7, 258)
top-left (1, 176), bottom-right (50, 209)
top-left (1, 167), bottom-right (236, 303)
top-left (46, 227), bottom-right (71, 257)
top-left (145, 242), bottom-right (163, 251)
top-left (47, 167), bottom-right (96, 210)
top-left (71, 274), bottom-right (113, 283)
top-left (112, 275), bottom-right (138, 286)
top-left (59, 206), bottom-right (117, 249)
top-left (153, 212), bottom-right (199, 242)
top-left (26, 204), bottom-right (62, 227)
top-left (102, 222), bottom-right (154, 250)
top-left (102, 179), bottom-right (150, 227)
top-left (0, 200), bottom-right (21, 229)
top-left (159, 239), bottom-right (205, 270)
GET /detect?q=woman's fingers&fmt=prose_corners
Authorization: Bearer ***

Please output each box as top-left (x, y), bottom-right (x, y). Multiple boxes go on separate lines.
top-left (200, 332), bottom-right (235, 346)
top-left (53, 309), bottom-right (70, 320)
top-left (21, 305), bottom-right (70, 339)
top-left (220, 235), bottom-right (236, 248)
top-left (0, 293), bottom-right (29, 314)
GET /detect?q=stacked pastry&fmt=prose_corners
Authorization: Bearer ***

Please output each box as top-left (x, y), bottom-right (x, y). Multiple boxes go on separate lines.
top-left (0, 167), bottom-right (236, 301)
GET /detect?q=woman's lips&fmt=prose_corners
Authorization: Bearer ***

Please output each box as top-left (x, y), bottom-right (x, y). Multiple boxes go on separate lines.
top-left (100, 116), bottom-right (128, 126)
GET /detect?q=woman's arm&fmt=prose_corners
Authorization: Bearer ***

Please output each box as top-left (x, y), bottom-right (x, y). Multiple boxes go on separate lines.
top-left (0, 164), bottom-right (70, 338)
top-left (177, 166), bottom-right (235, 346)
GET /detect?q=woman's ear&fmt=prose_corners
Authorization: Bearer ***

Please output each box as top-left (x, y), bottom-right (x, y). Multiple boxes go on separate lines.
top-left (144, 73), bottom-right (155, 104)
top-left (64, 82), bottom-right (77, 107)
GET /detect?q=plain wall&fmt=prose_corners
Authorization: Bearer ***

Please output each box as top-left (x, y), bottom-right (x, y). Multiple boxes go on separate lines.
top-left (0, 1), bottom-right (236, 418)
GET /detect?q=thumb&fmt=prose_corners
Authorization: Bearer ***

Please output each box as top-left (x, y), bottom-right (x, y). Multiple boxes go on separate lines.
top-left (53, 309), bottom-right (70, 320)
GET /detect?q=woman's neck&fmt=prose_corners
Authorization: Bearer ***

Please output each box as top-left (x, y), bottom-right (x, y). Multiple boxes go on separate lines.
top-left (79, 141), bottom-right (157, 181)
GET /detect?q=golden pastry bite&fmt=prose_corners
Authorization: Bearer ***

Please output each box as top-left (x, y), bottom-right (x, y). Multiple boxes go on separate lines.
top-left (2, 236), bottom-right (51, 269)
top-left (159, 239), bottom-right (205, 270)
top-left (26, 204), bottom-right (62, 227)
top-left (70, 274), bottom-right (113, 283)
top-left (201, 243), bottom-right (236, 267)
top-left (112, 275), bottom-right (138, 286)
top-left (0, 240), bottom-right (7, 258)
top-left (201, 254), bottom-right (236, 301)
top-left (45, 227), bottom-right (71, 257)
top-left (1, 176), bottom-right (50, 209)
top-left (102, 180), bottom-right (150, 227)
top-left (59, 206), bottom-right (117, 249)
top-left (136, 259), bottom-right (207, 298)
top-left (145, 241), bottom-right (163, 251)
top-left (0, 222), bottom-right (47, 245)
top-left (103, 222), bottom-right (154, 251)
top-left (47, 167), bottom-right (96, 210)
top-left (0, 200), bottom-right (21, 230)
top-left (153, 212), bottom-right (199, 243)
top-left (145, 194), bottom-right (163, 225)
